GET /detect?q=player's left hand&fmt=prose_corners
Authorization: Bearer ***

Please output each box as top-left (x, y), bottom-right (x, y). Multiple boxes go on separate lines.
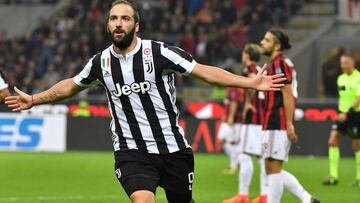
top-left (253, 64), bottom-right (286, 91)
top-left (4, 87), bottom-right (33, 111)
top-left (287, 123), bottom-right (298, 144)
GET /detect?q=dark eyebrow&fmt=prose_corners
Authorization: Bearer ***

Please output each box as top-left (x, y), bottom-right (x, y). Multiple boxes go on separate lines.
top-left (109, 14), bottom-right (132, 19)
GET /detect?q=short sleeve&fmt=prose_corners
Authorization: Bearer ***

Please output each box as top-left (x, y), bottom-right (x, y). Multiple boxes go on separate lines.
top-left (0, 70), bottom-right (8, 90)
top-left (283, 58), bottom-right (295, 84)
top-left (160, 43), bottom-right (197, 75)
top-left (73, 56), bottom-right (101, 87)
top-left (242, 66), bottom-right (251, 77)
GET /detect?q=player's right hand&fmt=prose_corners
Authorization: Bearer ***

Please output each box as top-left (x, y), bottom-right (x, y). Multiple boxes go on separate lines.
top-left (337, 113), bottom-right (347, 123)
top-left (5, 87), bottom-right (33, 111)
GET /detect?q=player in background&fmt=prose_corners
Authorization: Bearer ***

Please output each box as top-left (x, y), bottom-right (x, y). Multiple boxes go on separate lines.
top-left (0, 70), bottom-right (10, 104)
top-left (260, 28), bottom-right (320, 203)
top-left (323, 54), bottom-right (360, 187)
top-left (217, 72), bottom-right (245, 175)
top-left (4, 1), bottom-right (286, 203)
top-left (222, 44), bottom-right (267, 203)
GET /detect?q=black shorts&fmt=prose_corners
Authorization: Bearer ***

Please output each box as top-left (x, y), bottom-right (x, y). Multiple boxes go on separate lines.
top-left (332, 111), bottom-right (360, 139)
top-left (114, 147), bottom-right (194, 200)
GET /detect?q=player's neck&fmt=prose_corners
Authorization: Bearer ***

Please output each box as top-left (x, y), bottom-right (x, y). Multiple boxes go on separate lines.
top-left (270, 51), bottom-right (282, 61)
top-left (244, 60), bottom-right (255, 67)
top-left (346, 68), bottom-right (355, 75)
top-left (112, 37), bottom-right (138, 57)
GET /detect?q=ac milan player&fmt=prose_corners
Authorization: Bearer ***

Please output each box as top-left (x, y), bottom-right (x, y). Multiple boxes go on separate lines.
top-left (260, 28), bottom-right (320, 203)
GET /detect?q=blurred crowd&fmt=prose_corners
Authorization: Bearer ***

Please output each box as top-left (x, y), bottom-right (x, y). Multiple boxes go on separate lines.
top-left (0, 0), bottom-right (304, 95)
top-left (0, 0), bottom-right (58, 4)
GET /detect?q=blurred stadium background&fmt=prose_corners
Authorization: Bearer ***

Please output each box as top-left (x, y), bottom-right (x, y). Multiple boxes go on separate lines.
top-left (0, 0), bottom-right (360, 202)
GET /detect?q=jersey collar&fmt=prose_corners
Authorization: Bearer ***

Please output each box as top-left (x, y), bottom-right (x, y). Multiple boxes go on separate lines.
top-left (110, 37), bottom-right (142, 60)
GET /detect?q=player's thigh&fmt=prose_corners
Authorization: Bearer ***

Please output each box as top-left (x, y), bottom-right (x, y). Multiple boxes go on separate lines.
top-left (234, 123), bottom-right (243, 144)
top-left (241, 124), bottom-right (262, 156)
top-left (130, 190), bottom-right (155, 203)
top-left (160, 148), bottom-right (194, 201)
top-left (218, 122), bottom-right (235, 143)
top-left (262, 130), bottom-right (291, 162)
top-left (114, 150), bottom-right (159, 197)
top-left (165, 190), bottom-right (193, 203)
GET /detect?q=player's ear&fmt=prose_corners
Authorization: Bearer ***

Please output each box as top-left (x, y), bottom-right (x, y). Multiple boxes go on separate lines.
top-left (275, 43), bottom-right (282, 52)
top-left (135, 22), bottom-right (139, 33)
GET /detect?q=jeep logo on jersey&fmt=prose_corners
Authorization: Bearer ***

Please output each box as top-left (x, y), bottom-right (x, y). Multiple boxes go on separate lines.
top-left (112, 81), bottom-right (151, 97)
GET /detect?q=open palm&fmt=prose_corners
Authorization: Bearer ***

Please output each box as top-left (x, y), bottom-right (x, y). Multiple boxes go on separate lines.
top-left (5, 87), bottom-right (33, 111)
top-left (253, 64), bottom-right (286, 91)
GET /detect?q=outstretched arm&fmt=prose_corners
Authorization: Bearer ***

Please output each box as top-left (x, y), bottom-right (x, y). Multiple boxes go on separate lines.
top-left (5, 78), bottom-right (85, 111)
top-left (191, 63), bottom-right (285, 91)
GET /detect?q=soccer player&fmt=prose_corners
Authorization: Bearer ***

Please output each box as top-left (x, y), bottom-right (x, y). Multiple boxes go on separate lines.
top-left (223, 44), bottom-right (267, 203)
top-left (0, 70), bottom-right (10, 104)
top-left (5, 1), bottom-right (286, 203)
top-left (260, 28), bottom-right (320, 203)
top-left (323, 54), bottom-right (360, 187)
top-left (217, 82), bottom-right (245, 175)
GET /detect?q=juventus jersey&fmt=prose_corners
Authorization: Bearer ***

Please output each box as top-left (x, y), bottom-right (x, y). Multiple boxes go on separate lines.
top-left (0, 70), bottom-right (8, 90)
top-left (74, 38), bottom-right (196, 154)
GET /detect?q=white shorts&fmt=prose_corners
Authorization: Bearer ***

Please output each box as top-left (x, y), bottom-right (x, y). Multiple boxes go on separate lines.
top-left (262, 130), bottom-right (291, 161)
top-left (218, 122), bottom-right (242, 144)
top-left (239, 124), bottom-right (263, 156)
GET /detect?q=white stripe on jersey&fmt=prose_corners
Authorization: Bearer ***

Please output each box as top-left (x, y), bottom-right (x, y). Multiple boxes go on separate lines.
top-left (0, 72), bottom-right (8, 90)
top-left (101, 49), bottom-right (139, 151)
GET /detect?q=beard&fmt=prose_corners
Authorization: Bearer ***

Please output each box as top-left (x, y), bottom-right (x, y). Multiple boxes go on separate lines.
top-left (263, 49), bottom-right (272, 56)
top-left (262, 44), bottom-right (276, 56)
top-left (108, 26), bottom-right (136, 50)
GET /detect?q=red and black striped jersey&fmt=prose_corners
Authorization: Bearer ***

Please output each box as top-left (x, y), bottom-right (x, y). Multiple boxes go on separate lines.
top-left (263, 54), bottom-right (298, 130)
top-left (242, 64), bottom-right (265, 125)
top-left (223, 87), bottom-right (246, 123)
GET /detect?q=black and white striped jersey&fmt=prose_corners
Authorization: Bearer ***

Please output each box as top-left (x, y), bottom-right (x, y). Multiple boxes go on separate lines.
top-left (0, 70), bottom-right (8, 90)
top-left (74, 38), bottom-right (196, 154)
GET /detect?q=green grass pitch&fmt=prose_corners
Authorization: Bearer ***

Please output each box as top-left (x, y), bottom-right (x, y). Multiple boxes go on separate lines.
top-left (0, 151), bottom-right (359, 202)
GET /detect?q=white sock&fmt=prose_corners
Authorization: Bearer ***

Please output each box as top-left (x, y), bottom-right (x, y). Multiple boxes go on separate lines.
top-left (281, 170), bottom-right (311, 203)
top-left (258, 158), bottom-right (268, 195)
top-left (229, 145), bottom-right (239, 169)
top-left (223, 143), bottom-right (231, 155)
top-left (268, 173), bottom-right (283, 203)
top-left (223, 144), bottom-right (235, 169)
top-left (238, 153), bottom-right (253, 194)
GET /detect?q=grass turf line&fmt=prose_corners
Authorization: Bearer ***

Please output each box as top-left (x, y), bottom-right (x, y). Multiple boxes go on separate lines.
top-left (0, 151), bottom-right (359, 202)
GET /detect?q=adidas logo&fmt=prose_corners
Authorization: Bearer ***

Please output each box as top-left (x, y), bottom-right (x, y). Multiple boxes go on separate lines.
top-left (103, 70), bottom-right (111, 77)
